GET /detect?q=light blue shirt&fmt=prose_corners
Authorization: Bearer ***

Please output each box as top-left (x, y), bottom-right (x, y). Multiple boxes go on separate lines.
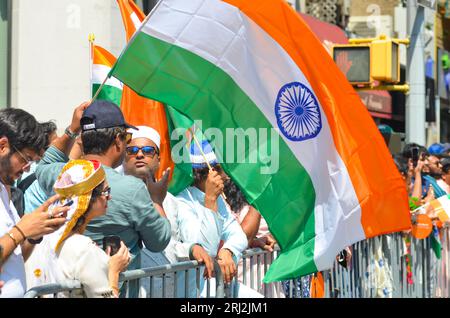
top-left (23, 179), bottom-right (48, 214)
top-left (176, 186), bottom-right (247, 262)
top-left (175, 186), bottom-right (247, 297)
top-left (14, 162), bottom-right (47, 214)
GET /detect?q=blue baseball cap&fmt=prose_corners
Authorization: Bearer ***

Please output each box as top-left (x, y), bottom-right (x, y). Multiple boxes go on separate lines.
top-left (81, 100), bottom-right (137, 132)
top-left (428, 143), bottom-right (445, 155)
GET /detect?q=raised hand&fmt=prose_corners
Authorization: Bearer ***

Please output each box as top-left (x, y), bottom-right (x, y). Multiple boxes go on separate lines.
top-left (69, 102), bottom-right (91, 134)
top-left (204, 169), bottom-right (224, 212)
top-left (147, 168), bottom-right (170, 206)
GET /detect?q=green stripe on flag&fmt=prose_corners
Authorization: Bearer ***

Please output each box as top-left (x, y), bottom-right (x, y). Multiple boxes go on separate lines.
top-left (431, 226), bottom-right (441, 259)
top-left (166, 105), bottom-right (194, 196)
top-left (111, 32), bottom-right (317, 282)
top-left (92, 84), bottom-right (122, 107)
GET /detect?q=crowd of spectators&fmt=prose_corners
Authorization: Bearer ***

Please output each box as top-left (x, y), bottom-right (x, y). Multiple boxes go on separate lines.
top-left (0, 101), bottom-right (286, 298)
top-left (6, 102), bottom-right (441, 298)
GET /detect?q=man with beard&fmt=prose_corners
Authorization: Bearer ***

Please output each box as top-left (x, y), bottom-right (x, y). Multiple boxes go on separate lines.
top-left (0, 108), bottom-right (68, 297)
top-left (122, 126), bottom-right (214, 297)
top-left (423, 151), bottom-right (446, 198)
top-left (402, 143), bottom-right (445, 198)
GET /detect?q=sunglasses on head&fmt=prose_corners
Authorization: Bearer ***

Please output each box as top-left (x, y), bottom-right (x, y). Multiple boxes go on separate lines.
top-left (126, 146), bottom-right (159, 157)
top-left (121, 132), bottom-right (132, 144)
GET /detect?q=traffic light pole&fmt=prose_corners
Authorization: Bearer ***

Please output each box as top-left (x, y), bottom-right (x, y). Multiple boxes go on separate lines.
top-left (406, 0), bottom-right (426, 145)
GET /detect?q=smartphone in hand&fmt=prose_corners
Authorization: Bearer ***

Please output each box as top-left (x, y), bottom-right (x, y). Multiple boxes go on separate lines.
top-left (103, 236), bottom-right (121, 256)
top-left (411, 147), bottom-right (419, 167)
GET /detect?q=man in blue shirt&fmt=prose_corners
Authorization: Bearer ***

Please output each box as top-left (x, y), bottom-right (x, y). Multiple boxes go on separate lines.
top-left (176, 140), bottom-right (261, 297)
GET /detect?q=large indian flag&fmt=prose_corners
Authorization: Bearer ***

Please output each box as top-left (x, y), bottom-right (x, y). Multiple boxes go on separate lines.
top-left (110, 0), bottom-right (411, 282)
top-left (91, 45), bottom-right (123, 106)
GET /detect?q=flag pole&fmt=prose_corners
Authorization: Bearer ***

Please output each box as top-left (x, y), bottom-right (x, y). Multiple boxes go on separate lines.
top-left (90, 0), bottom-right (163, 104)
top-left (88, 33), bottom-right (95, 98)
top-left (91, 74), bottom-right (109, 103)
top-left (189, 127), bottom-right (227, 201)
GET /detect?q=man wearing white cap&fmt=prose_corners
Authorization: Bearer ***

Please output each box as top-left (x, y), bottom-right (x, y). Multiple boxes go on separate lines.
top-left (123, 126), bottom-right (214, 297)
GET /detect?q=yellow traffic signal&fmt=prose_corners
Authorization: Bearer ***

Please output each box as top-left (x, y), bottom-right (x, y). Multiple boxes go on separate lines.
top-left (333, 35), bottom-right (408, 88)
top-left (370, 36), bottom-right (400, 83)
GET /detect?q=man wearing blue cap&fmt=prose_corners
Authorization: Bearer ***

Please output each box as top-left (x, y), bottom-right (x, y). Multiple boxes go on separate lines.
top-left (424, 144), bottom-right (446, 198)
top-left (176, 139), bottom-right (261, 297)
top-left (36, 101), bottom-right (171, 298)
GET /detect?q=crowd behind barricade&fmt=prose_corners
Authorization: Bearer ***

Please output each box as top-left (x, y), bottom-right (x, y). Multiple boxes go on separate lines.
top-left (0, 101), bottom-right (306, 298)
top-left (1, 101), bottom-right (449, 299)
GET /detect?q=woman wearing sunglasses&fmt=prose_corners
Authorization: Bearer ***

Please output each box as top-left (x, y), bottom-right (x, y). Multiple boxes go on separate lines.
top-left (26, 160), bottom-right (131, 297)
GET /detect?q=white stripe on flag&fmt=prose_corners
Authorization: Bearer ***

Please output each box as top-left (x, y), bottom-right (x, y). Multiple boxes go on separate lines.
top-left (92, 64), bottom-right (123, 90)
top-left (131, 12), bottom-right (143, 29)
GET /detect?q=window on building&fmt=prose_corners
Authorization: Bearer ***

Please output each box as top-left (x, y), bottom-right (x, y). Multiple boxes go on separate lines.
top-left (0, 0), bottom-right (10, 108)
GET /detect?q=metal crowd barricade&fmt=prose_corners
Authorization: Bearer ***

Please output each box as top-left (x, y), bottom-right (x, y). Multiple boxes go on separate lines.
top-left (24, 227), bottom-right (450, 298)
top-left (320, 227), bottom-right (450, 298)
top-left (24, 260), bottom-right (231, 298)
top-left (23, 280), bottom-right (83, 298)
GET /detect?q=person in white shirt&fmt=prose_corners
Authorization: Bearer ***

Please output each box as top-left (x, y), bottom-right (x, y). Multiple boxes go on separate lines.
top-left (0, 108), bottom-right (68, 297)
top-left (122, 126), bottom-right (213, 297)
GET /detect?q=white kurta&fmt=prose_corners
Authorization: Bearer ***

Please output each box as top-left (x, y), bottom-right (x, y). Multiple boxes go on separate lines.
top-left (26, 234), bottom-right (115, 298)
top-left (57, 234), bottom-right (115, 298)
top-left (0, 181), bottom-right (26, 298)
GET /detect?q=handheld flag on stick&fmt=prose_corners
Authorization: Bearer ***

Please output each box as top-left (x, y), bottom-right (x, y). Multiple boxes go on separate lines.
top-left (109, 0), bottom-right (411, 282)
top-left (89, 38), bottom-right (123, 107)
top-left (411, 194), bottom-right (450, 224)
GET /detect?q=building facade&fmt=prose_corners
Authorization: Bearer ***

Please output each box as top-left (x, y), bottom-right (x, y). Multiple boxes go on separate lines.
top-left (0, 0), bottom-right (129, 130)
top-left (1, 0), bottom-right (449, 144)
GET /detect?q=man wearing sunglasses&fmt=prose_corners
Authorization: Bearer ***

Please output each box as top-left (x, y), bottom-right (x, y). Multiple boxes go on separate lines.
top-left (35, 101), bottom-right (171, 298)
top-left (122, 126), bottom-right (214, 297)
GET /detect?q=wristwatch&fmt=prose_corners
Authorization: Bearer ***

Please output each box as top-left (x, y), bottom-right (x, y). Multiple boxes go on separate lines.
top-left (189, 243), bottom-right (203, 260)
top-left (222, 248), bottom-right (234, 257)
top-left (27, 237), bottom-right (43, 245)
top-left (65, 126), bottom-right (79, 139)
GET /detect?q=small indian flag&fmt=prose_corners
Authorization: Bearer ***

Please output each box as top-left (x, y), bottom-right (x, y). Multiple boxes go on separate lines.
top-left (429, 195), bottom-right (450, 223)
top-left (110, 0), bottom-right (411, 282)
top-left (91, 44), bottom-right (123, 107)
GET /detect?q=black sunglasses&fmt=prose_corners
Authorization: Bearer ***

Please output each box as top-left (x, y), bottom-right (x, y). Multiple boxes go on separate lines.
top-left (126, 146), bottom-right (159, 157)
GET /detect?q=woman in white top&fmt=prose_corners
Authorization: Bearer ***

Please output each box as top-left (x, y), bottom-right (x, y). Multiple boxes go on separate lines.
top-left (26, 159), bottom-right (130, 297)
